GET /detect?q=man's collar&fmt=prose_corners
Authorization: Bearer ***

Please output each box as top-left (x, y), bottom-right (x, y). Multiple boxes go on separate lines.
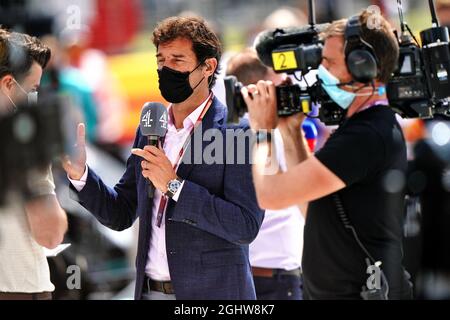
top-left (167, 92), bottom-right (213, 130)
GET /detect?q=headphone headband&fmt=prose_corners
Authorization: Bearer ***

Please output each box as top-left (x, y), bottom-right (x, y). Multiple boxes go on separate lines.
top-left (345, 15), bottom-right (363, 42)
top-left (344, 15), bottom-right (379, 83)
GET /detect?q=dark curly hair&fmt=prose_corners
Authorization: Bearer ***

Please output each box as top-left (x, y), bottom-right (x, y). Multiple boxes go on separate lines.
top-left (152, 16), bottom-right (222, 88)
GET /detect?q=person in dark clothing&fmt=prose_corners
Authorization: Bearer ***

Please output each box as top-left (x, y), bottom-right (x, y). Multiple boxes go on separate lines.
top-left (244, 10), bottom-right (413, 299)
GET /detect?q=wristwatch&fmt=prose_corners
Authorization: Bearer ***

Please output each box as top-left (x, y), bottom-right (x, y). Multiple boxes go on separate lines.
top-left (165, 177), bottom-right (184, 198)
top-left (256, 130), bottom-right (272, 144)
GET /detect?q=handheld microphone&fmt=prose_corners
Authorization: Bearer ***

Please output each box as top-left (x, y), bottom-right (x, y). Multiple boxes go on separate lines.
top-left (139, 102), bottom-right (168, 198)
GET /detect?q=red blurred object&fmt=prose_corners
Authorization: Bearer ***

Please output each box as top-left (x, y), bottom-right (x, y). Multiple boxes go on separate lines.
top-left (306, 138), bottom-right (316, 153)
top-left (88, 0), bottom-right (142, 53)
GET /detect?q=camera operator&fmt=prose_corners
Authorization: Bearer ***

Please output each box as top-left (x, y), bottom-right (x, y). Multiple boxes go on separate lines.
top-left (0, 28), bottom-right (67, 300)
top-left (244, 10), bottom-right (413, 299)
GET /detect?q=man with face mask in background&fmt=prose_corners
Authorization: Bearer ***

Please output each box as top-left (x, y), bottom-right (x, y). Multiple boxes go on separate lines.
top-left (226, 48), bottom-right (306, 300)
top-left (244, 10), bottom-right (413, 299)
top-left (62, 16), bottom-right (264, 300)
top-left (0, 28), bottom-right (68, 300)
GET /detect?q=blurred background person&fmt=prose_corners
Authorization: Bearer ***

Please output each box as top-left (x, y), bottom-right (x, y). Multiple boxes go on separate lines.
top-left (226, 48), bottom-right (306, 300)
top-left (40, 35), bottom-right (99, 143)
top-left (0, 28), bottom-right (67, 300)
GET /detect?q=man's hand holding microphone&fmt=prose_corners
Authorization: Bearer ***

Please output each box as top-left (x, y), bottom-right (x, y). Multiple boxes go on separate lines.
top-left (131, 102), bottom-right (176, 196)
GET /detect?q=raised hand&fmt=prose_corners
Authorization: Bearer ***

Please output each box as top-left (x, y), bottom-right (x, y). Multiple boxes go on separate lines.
top-left (62, 123), bottom-right (87, 180)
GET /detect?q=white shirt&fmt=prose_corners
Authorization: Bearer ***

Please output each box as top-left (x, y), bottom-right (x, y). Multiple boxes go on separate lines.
top-left (145, 96), bottom-right (210, 280)
top-left (0, 167), bottom-right (56, 293)
top-left (69, 95), bottom-right (211, 281)
top-left (249, 129), bottom-right (304, 271)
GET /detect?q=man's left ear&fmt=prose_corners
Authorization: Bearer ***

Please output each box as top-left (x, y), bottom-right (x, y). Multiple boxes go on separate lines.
top-left (204, 58), bottom-right (217, 76)
top-left (0, 75), bottom-right (15, 96)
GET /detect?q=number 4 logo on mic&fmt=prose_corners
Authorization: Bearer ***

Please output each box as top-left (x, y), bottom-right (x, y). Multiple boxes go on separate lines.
top-left (142, 110), bottom-right (153, 128)
top-left (160, 112), bottom-right (168, 129)
top-left (139, 102), bottom-right (169, 138)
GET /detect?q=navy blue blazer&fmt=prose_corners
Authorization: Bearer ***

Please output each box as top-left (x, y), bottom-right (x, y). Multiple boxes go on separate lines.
top-left (70, 97), bottom-right (264, 300)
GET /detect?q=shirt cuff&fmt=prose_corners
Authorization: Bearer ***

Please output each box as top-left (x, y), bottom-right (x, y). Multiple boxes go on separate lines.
top-left (171, 180), bottom-right (185, 202)
top-left (68, 165), bottom-right (88, 192)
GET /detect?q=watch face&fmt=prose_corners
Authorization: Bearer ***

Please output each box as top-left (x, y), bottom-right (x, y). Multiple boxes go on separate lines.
top-left (168, 180), bottom-right (181, 193)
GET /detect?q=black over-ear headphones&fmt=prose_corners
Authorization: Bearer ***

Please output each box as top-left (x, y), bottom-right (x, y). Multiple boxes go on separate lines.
top-left (344, 15), bottom-right (379, 83)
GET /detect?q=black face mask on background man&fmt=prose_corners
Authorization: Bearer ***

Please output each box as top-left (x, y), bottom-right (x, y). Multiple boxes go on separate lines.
top-left (157, 62), bottom-right (205, 103)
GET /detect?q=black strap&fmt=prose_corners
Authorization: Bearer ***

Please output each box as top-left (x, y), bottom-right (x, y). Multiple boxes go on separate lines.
top-left (332, 192), bottom-right (390, 299)
top-left (332, 193), bottom-right (377, 263)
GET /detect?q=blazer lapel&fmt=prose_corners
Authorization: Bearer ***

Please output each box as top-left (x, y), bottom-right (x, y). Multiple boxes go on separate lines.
top-left (176, 97), bottom-right (226, 180)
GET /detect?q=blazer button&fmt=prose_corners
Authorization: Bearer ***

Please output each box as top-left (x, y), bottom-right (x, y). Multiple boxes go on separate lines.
top-left (183, 219), bottom-right (197, 225)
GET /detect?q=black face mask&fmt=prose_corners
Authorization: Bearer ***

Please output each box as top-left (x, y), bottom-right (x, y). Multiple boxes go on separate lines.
top-left (157, 62), bottom-right (205, 103)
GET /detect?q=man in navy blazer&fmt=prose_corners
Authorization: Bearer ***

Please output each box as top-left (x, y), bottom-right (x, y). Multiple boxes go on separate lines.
top-left (62, 16), bottom-right (264, 300)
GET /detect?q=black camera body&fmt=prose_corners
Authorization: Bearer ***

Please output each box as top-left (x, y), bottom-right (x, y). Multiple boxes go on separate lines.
top-left (224, 0), bottom-right (350, 126)
top-left (387, 25), bottom-right (450, 119)
top-left (387, 38), bottom-right (431, 118)
top-left (224, 76), bottom-right (314, 123)
top-left (225, 74), bottom-right (344, 126)
top-left (224, 7), bottom-right (346, 127)
top-left (254, 26), bottom-right (325, 75)
top-left (0, 95), bottom-right (68, 205)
